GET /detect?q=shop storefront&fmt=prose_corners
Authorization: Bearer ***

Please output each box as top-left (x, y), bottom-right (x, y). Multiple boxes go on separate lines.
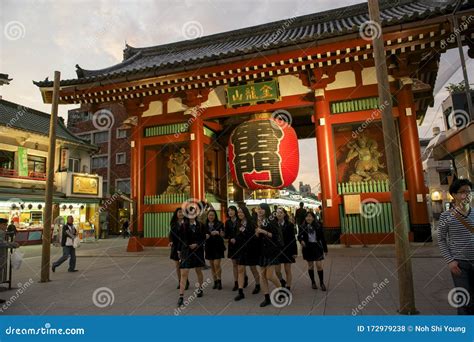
top-left (0, 197), bottom-right (100, 245)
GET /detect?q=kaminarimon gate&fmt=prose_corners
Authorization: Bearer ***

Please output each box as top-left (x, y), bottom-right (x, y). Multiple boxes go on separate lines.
top-left (35, 0), bottom-right (474, 249)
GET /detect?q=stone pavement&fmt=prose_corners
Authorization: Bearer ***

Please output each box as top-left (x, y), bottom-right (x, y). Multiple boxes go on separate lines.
top-left (0, 237), bottom-right (457, 315)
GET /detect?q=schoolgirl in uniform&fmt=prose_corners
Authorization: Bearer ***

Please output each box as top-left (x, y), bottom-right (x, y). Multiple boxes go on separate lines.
top-left (177, 214), bottom-right (206, 306)
top-left (274, 207), bottom-right (297, 290)
top-left (225, 206), bottom-right (241, 291)
top-left (255, 203), bottom-right (282, 307)
top-left (204, 209), bottom-right (226, 290)
top-left (234, 205), bottom-right (261, 301)
top-left (298, 211), bottom-right (328, 291)
top-left (169, 208), bottom-right (189, 290)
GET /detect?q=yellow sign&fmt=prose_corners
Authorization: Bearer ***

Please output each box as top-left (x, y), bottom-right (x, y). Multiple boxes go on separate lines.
top-left (72, 174), bottom-right (99, 195)
top-left (344, 194), bottom-right (361, 214)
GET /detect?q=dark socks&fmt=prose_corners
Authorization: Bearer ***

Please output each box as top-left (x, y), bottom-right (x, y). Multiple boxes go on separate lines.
top-left (318, 270), bottom-right (326, 291)
top-left (308, 269), bottom-right (316, 284)
top-left (232, 281), bottom-right (238, 291)
top-left (317, 270), bottom-right (324, 283)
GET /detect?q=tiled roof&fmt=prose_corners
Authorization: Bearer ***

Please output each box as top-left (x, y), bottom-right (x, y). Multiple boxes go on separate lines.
top-left (0, 99), bottom-right (97, 148)
top-left (33, 0), bottom-right (473, 88)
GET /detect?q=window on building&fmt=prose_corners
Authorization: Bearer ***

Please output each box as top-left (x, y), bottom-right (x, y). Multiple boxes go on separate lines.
top-left (116, 179), bottom-right (131, 194)
top-left (68, 158), bottom-right (80, 173)
top-left (91, 156), bottom-right (108, 169)
top-left (28, 155), bottom-right (46, 173)
top-left (93, 131), bottom-right (109, 144)
top-left (117, 128), bottom-right (127, 139)
top-left (439, 170), bottom-right (452, 185)
top-left (0, 150), bottom-right (14, 169)
top-left (116, 152), bottom-right (126, 165)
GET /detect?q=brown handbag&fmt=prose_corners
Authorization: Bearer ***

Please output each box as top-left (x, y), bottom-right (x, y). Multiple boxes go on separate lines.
top-left (450, 209), bottom-right (474, 234)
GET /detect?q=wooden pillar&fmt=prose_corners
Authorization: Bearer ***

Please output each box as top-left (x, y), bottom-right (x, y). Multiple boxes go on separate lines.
top-left (190, 116), bottom-right (205, 201)
top-left (314, 88), bottom-right (340, 233)
top-left (397, 80), bottom-right (430, 241)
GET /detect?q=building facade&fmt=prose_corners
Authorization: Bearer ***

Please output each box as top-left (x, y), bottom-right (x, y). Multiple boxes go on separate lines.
top-left (67, 104), bottom-right (131, 234)
top-left (0, 99), bottom-right (103, 245)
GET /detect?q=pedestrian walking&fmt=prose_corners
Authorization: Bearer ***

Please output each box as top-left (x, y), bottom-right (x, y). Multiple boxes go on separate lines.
top-left (169, 208), bottom-right (189, 290)
top-left (52, 215), bottom-right (79, 273)
top-left (275, 207), bottom-right (297, 290)
top-left (255, 203), bottom-right (282, 307)
top-left (234, 205), bottom-right (261, 301)
top-left (177, 215), bottom-right (206, 307)
top-left (204, 209), bottom-right (226, 290)
top-left (438, 178), bottom-right (474, 315)
top-left (298, 211), bottom-right (327, 291)
top-left (225, 206), bottom-right (241, 291)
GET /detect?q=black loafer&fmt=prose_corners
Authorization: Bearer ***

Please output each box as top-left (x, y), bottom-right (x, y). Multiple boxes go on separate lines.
top-left (68, 270), bottom-right (79, 273)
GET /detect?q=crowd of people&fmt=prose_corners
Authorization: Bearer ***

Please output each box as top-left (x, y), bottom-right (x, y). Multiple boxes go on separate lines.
top-left (168, 202), bottom-right (327, 308)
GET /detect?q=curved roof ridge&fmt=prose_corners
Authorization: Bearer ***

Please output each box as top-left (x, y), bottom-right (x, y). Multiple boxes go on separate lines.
top-left (76, 51), bottom-right (143, 78)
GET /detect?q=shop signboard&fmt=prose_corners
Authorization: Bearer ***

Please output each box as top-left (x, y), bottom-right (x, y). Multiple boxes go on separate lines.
top-left (72, 174), bottom-right (99, 196)
top-left (17, 146), bottom-right (28, 176)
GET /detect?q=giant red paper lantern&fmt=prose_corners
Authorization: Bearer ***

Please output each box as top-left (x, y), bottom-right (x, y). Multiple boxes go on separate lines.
top-left (228, 116), bottom-right (299, 189)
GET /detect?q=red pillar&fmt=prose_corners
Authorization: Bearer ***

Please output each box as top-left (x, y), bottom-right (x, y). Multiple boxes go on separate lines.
top-left (314, 89), bottom-right (340, 232)
top-left (130, 123), bottom-right (139, 234)
top-left (144, 149), bottom-right (158, 196)
top-left (397, 81), bottom-right (430, 241)
top-left (190, 116), bottom-right (205, 201)
top-left (136, 121), bottom-right (145, 235)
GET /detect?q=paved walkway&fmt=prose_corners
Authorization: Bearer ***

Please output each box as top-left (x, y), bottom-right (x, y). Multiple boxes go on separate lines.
top-left (0, 237), bottom-right (457, 315)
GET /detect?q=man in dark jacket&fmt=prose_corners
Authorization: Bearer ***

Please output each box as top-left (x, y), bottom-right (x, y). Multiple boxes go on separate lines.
top-left (52, 215), bottom-right (78, 273)
top-left (295, 202), bottom-right (307, 228)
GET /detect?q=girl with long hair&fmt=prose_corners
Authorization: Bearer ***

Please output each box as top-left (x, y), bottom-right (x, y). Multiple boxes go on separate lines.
top-left (298, 211), bottom-right (328, 291)
top-left (204, 209), bottom-right (226, 290)
top-left (177, 214), bottom-right (206, 307)
top-left (234, 205), bottom-right (261, 301)
top-left (225, 205), bottom-right (242, 291)
top-left (275, 207), bottom-right (297, 290)
top-left (255, 203), bottom-right (283, 307)
top-left (169, 208), bottom-right (188, 290)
